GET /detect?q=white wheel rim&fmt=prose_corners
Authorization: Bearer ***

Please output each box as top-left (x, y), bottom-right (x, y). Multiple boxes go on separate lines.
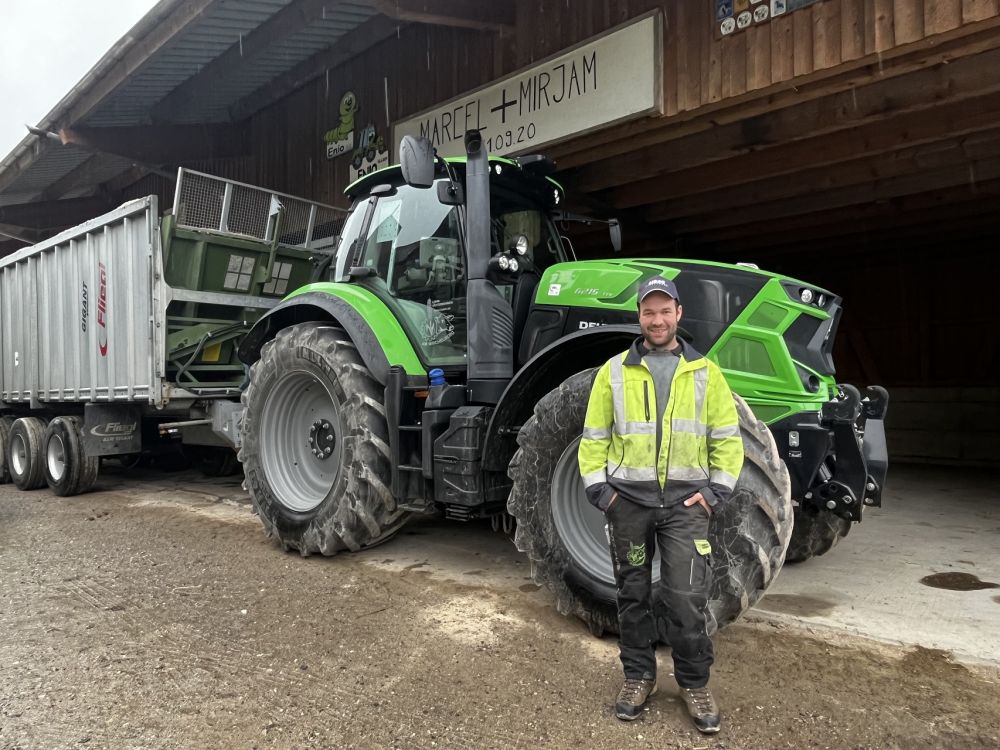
top-left (12, 433), bottom-right (28, 476)
top-left (47, 433), bottom-right (67, 482)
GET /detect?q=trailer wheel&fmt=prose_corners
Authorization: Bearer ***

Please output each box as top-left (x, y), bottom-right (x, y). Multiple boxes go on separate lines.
top-left (7, 417), bottom-right (48, 491)
top-left (784, 506), bottom-right (851, 563)
top-left (239, 322), bottom-right (409, 555)
top-left (43, 417), bottom-right (100, 497)
top-left (507, 369), bottom-right (793, 636)
top-left (0, 416), bottom-right (14, 484)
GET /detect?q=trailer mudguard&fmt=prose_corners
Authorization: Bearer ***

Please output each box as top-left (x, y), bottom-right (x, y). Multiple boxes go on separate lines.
top-left (237, 286), bottom-right (425, 385)
top-left (482, 325), bottom-right (639, 473)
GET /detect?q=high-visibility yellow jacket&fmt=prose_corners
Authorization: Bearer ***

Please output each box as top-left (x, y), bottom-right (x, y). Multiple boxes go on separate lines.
top-left (578, 337), bottom-right (744, 510)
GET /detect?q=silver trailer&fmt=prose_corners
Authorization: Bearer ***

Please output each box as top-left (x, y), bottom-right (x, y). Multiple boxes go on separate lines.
top-left (0, 170), bottom-right (344, 495)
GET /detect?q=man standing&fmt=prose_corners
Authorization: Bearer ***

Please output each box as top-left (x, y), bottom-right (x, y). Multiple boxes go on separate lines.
top-left (577, 276), bottom-right (744, 733)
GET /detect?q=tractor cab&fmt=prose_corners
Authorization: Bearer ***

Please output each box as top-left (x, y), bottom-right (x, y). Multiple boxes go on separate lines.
top-left (332, 150), bottom-right (570, 371)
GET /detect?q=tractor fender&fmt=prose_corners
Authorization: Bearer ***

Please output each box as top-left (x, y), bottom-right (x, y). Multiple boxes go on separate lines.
top-left (482, 325), bottom-right (639, 472)
top-left (237, 289), bottom-right (424, 386)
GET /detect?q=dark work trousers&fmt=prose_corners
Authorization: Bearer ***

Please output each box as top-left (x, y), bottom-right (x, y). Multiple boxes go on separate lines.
top-left (605, 496), bottom-right (713, 687)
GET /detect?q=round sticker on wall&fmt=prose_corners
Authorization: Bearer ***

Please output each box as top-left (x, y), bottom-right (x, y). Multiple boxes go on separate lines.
top-left (753, 4), bottom-right (770, 21)
top-left (720, 17), bottom-right (737, 35)
top-left (736, 10), bottom-right (752, 28)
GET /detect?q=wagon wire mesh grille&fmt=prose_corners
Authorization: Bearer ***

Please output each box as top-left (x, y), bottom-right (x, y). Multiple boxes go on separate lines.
top-left (172, 169), bottom-right (346, 251)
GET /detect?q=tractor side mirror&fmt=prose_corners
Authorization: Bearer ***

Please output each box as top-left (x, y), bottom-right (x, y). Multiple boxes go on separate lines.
top-left (609, 219), bottom-right (622, 253)
top-left (399, 135), bottom-right (435, 188)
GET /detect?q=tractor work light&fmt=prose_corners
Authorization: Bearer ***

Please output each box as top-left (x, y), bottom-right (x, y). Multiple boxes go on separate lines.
top-left (498, 255), bottom-right (510, 270)
top-left (509, 258), bottom-right (520, 272)
top-left (800, 288), bottom-right (814, 304)
top-left (514, 235), bottom-right (529, 255)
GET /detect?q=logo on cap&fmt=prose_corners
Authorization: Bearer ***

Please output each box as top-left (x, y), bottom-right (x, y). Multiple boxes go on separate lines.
top-left (637, 276), bottom-right (680, 305)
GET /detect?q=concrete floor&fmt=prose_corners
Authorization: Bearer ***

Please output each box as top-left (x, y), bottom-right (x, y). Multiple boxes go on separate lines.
top-left (753, 464), bottom-right (1000, 665)
top-left (92, 461), bottom-right (1000, 666)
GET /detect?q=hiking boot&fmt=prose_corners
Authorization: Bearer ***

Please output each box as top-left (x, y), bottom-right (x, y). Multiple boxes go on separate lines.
top-left (680, 686), bottom-right (721, 734)
top-left (614, 677), bottom-right (657, 721)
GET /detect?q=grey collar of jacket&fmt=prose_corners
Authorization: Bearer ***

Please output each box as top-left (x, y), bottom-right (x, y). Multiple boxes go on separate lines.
top-left (623, 335), bottom-right (705, 367)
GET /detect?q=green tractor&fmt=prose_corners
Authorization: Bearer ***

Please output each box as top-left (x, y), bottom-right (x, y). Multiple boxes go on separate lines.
top-left (237, 131), bottom-right (888, 633)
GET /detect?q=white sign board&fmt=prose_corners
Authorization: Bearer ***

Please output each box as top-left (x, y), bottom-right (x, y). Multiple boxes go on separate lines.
top-left (392, 13), bottom-right (663, 159)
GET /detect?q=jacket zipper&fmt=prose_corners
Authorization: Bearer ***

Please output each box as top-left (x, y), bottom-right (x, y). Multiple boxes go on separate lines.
top-left (643, 381), bottom-right (650, 421)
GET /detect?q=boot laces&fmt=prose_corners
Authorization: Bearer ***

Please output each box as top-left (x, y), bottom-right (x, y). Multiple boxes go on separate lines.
top-left (683, 687), bottom-right (715, 714)
top-left (620, 679), bottom-right (648, 703)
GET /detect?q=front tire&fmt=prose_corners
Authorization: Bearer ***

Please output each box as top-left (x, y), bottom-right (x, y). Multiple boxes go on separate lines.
top-left (784, 506), bottom-right (851, 562)
top-left (239, 322), bottom-right (409, 555)
top-left (507, 369), bottom-right (792, 635)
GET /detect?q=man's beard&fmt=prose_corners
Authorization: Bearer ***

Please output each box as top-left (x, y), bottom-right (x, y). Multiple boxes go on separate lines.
top-left (642, 322), bottom-right (677, 350)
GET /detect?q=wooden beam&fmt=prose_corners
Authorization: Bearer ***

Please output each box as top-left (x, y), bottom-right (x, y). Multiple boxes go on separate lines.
top-left (566, 43), bottom-right (1000, 194)
top-left (373, 0), bottom-right (514, 32)
top-left (646, 129), bottom-right (1000, 222)
top-left (57, 123), bottom-right (249, 164)
top-left (688, 198), bottom-right (1000, 254)
top-left (152, 0), bottom-right (338, 123)
top-left (607, 90), bottom-right (1000, 208)
top-left (0, 223), bottom-right (43, 245)
top-left (229, 14), bottom-right (404, 121)
top-left (58, 0), bottom-right (221, 127)
top-left (39, 153), bottom-right (107, 201)
top-left (675, 177), bottom-right (1000, 244)
top-left (663, 156), bottom-right (1000, 234)
top-left (0, 196), bottom-right (118, 230)
top-left (546, 17), bottom-right (1000, 172)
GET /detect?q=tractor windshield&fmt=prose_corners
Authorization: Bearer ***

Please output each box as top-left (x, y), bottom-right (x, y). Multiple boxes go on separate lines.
top-left (338, 182), bottom-right (468, 366)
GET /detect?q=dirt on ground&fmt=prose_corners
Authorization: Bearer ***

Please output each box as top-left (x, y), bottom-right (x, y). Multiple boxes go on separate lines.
top-left (2, 467), bottom-right (999, 750)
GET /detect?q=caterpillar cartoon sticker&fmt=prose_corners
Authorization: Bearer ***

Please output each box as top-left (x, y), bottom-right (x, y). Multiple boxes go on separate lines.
top-left (324, 90), bottom-right (358, 159)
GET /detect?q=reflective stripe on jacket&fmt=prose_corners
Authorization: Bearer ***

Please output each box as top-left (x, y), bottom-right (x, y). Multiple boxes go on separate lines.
top-left (578, 337), bottom-right (744, 508)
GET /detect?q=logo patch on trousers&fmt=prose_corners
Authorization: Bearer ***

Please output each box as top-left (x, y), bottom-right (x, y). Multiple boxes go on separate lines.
top-left (694, 539), bottom-right (712, 555)
top-left (627, 541), bottom-right (647, 566)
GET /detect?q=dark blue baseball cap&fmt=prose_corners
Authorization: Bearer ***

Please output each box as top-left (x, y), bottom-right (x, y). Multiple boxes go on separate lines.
top-left (636, 276), bottom-right (680, 306)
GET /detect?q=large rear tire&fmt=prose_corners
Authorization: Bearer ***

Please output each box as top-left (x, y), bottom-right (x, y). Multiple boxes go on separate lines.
top-left (7, 417), bottom-right (48, 491)
top-left (239, 322), bottom-right (409, 555)
top-left (507, 369), bottom-right (792, 636)
top-left (784, 506), bottom-right (851, 563)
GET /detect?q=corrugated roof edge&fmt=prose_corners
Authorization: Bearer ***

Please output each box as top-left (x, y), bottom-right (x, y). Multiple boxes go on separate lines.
top-left (0, 0), bottom-right (188, 188)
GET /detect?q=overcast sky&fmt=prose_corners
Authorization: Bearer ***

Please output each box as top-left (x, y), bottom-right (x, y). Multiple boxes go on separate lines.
top-left (0, 0), bottom-right (160, 160)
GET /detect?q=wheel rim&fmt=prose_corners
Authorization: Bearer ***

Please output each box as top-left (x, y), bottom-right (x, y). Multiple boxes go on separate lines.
top-left (11, 433), bottom-right (28, 476)
top-left (259, 370), bottom-right (344, 513)
top-left (47, 433), bottom-right (67, 482)
top-left (550, 437), bottom-right (660, 587)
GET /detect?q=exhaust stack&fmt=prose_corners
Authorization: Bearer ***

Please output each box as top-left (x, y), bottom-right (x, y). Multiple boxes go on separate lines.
top-left (464, 130), bottom-right (513, 403)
